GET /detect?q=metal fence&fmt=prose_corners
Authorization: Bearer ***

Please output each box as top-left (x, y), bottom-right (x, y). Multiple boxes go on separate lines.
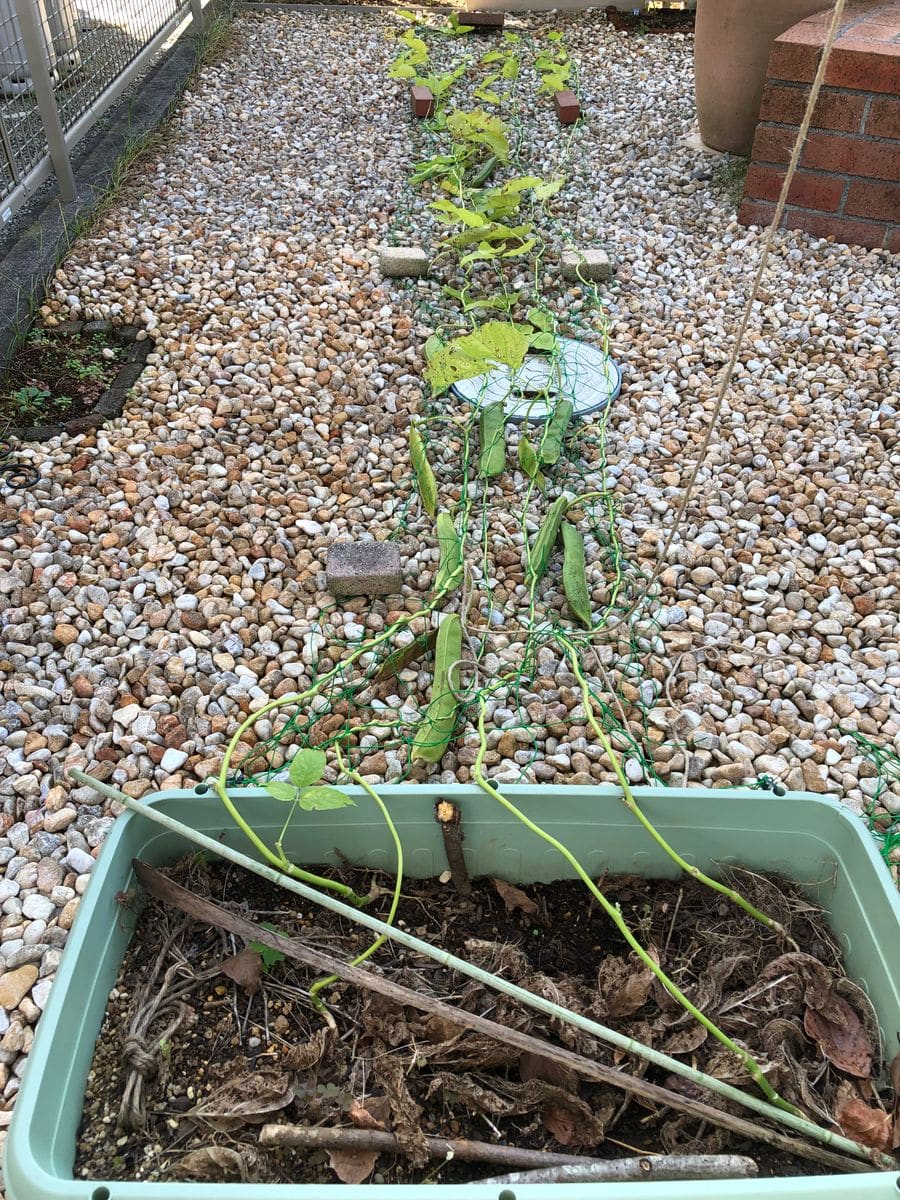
top-left (0, 0), bottom-right (204, 222)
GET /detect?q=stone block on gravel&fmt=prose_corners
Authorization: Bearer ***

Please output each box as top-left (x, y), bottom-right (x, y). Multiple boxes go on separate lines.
top-left (326, 542), bottom-right (402, 597)
top-left (561, 248), bottom-right (612, 283)
top-left (410, 84), bottom-right (435, 118)
top-left (379, 246), bottom-right (429, 278)
top-left (554, 89), bottom-right (581, 124)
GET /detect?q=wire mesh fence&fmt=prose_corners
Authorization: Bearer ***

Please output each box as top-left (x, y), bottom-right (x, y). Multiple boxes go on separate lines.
top-left (0, 0), bottom-right (197, 220)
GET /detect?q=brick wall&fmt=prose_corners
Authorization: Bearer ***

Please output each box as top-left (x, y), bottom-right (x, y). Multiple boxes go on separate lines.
top-left (739, 2), bottom-right (899, 252)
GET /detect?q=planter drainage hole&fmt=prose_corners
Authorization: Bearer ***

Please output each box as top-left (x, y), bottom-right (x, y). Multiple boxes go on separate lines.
top-left (92, 1189), bottom-right (111, 1200)
top-left (498, 1192), bottom-right (516, 1200)
top-left (194, 784), bottom-right (209, 795)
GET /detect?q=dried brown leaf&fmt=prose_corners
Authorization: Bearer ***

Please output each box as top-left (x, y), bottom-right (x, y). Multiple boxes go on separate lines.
top-left (188, 1069), bottom-right (293, 1132)
top-left (835, 1090), bottom-right (892, 1152)
top-left (349, 1099), bottom-right (388, 1132)
top-left (804, 998), bottom-right (873, 1078)
top-left (178, 1146), bottom-right (250, 1181)
top-left (891, 1052), bottom-right (900, 1099)
top-left (492, 878), bottom-right (538, 916)
top-left (328, 1147), bottom-right (378, 1184)
top-left (519, 1051), bottom-right (578, 1092)
top-left (220, 947), bottom-right (263, 996)
top-left (598, 949), bottom-right (657, 1019)
top-left (283, 1026), bottom-right (328, 1072)
top-left (541, 1102), bottom-right (576, 1145)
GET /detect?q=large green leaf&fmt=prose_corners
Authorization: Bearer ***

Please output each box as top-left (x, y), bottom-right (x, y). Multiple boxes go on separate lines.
top-left (425, 321), bottom-right (531, 393)
top-left (429, 199), bottom-right (486, 228)
top-left (298, 786), bottom-right (356, 812)
top-left (265, 780), bottom-right (296, 803)
top-left (289, 748), bottom-right (326, 788)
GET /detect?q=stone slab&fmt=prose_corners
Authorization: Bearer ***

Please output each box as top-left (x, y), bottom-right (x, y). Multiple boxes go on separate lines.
top-left (379, 245), bottom-right (429, 278)
top-left (561, 247), bottom-right (612, 283)
top-left (327, 541), bottom-right (402, 597)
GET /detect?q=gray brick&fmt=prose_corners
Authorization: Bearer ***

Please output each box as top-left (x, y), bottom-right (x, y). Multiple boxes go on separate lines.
top-left (327, 541), bottom-right (402, 597)
top-left (561, 248), bottom-right (612, 283)
top-left (379, 246), bottom-right (429, 278)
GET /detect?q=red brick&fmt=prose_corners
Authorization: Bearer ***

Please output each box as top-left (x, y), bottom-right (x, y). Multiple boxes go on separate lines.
top-left (410, 85), bottom-right (434, 119)
top-left (750, 123), bottom-right (797, 165)
top-left (802, 132), bottom-right (900, 180)
top-left (845, 179), bottom-right (900, 222)
top-left (554, 90), bottom-right (580, 125)
top-left (738, 197), bottom-right (776, 229)
top-left (759, 83), bottom-right (868, 132)
top-left (783, 209), bottom-right (888, 249)
top-left (768, 34), bottom-right (822, 84)
top-left (888, 228), bottom-right (900, 254)
top-left (744, 163), bottom-right (845, 211)
top-left (865, 96), bottom-right (900, 139)
top-left (825, 45), bottom-right (900, 94)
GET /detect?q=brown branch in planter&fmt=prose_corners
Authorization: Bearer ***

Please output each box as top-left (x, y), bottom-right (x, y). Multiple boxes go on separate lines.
top-left (434, 799), bottom-right (471, 896)
top-left (132, 860), bottom-right (877, 1176)
top-left (260, 1125), bottom-right (608, 1168)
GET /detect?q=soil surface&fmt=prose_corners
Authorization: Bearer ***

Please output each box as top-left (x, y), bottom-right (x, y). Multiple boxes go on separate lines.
top-left (0, 329), bottom-right (123, 436)
top-left (75, 859), bottom-right (896, 1186)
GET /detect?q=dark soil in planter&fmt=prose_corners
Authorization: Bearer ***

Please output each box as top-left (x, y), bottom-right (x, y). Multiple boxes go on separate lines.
top-left (604, 6), bottom-right (695, 35)
top-left (76, 859), bottom-right (895, 1185)
top-left (0, 323), bottom-right (150, 441)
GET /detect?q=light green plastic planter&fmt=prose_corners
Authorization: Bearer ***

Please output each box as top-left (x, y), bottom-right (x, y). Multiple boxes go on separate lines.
top-left (4, 784), bottom-right (900, 1200)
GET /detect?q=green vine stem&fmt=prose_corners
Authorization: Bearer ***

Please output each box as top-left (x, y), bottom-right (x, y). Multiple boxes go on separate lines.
top-left (308, 743), bottom-right (404, 1008)
top-left (558, 637), bottom-right (798, 945)
top-left (469, 701), bottom-right (800, 1115)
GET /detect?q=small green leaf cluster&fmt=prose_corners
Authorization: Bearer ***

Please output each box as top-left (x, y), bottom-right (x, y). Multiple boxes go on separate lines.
top-left (535, 31), bottom-right (573, 95)
top-left (264, 748), bottom-right (355, 812)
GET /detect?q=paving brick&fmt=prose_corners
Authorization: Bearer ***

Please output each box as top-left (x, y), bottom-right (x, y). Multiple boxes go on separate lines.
top-left (379, 246), bottom-right (429, 278)
top-left (560, 247), bottom-right (612, 282)
top-left (458, 10), bottom-right (504, 30)
top-left (802, 132), bottom-right (900, 180)
top-left (865, 96), bottom-right (900, 138)
top-left (844, 178), bottom-right (900, 222)
top-left (782, 209), bottom-right (888, 250)
top-left (326, 541), bottom-right (403, 597)
top-left (759, 84), bottom-right (867, 133)
top-left (743, 164), bottom-right (844, 212)
top-left (410, 85), bottom-right (434, 119)
top-left (554, 90), bottom-right (581, 125)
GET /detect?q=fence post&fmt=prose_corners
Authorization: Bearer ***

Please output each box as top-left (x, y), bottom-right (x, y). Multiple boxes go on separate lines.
top-left (12, 0), bottom-right (76, 203)
top-left (189, 0), bottom-right (205, 33)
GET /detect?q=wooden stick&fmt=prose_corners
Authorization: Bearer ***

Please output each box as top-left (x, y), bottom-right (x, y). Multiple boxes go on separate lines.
top-left (477, 1154), bottom-right (758, 1185)
top-left (434, 799), bottom-right (471, 896)
top-left (262, 1125), bottom-right (607, 1167)
top-left (132, 861), bottom-right (874, 1175)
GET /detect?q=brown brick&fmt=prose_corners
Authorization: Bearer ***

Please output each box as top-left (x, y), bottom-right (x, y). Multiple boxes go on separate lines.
top-left (458, 10), bottom-right (504, 30)
top-left (888, 228), bottom-right (900, 254)
top-left (554, 90), bottom-right (580, 125)
top-left (738, 197), bottom-right (776, 229)
top-left (750, 123), bottom-right (797, 165)
top-left (759, 84), bottom-right (867, 133)
top-left (783, 209), bottom-right (888, 250)
top-left (802, 132), bottom-right (900, 181)
top-left (743, 164), bottom-right (844, 211)
top-left (825, 45), bottom-right (900, 95)
top-left (768, 33), bottom-right (822, 84)
top-left (845, 179), bottom-right (900, 222)
top-left (865, 96), bottom-right (900, 139)
top-left (410, 85), bottom-right (434, 119)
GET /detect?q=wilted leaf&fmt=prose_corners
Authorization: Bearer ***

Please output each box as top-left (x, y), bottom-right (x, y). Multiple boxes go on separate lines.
top-left (542, 1102), bottom-right (576, 1144)
top-left (283, 1026), bottom-right (328, 1072)
top-left (189, 1069), bottom-right (293, 1132)
top-left (835, 1088), bottom-right (892, 1151)
top-left (220, 948), bottom-right (263, 995)
top-left (349, 1099), bottom-right (388, 1131)
top-left (804, 997), bottom-right (873, 1078)
top-left (519, 1051), bottom-right (578, 1092)
top-left (179, 1146), bottom-right (250, 1181)
top-left (328, 1148), bottom-right (378, 1184)
top-left (492, 877), bottom-right (538, 916)
top-left (599, 949), bottom-right (658, 1019)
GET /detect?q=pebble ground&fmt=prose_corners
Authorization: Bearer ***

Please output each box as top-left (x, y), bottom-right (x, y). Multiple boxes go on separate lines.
top-left (0, 7), bottom-right (897, 1136)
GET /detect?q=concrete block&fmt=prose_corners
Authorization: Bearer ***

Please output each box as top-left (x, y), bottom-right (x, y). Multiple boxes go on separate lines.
top-left (327, 541), bottom-right (402, 597)
top-left (379, 245), bottom-right (429, 278)
top-left (561, 248), bottom-right (612, 283)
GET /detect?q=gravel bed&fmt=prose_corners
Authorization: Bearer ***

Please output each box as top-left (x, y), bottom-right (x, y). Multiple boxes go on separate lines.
top-left (0, 7), bottom-right (898, 1131)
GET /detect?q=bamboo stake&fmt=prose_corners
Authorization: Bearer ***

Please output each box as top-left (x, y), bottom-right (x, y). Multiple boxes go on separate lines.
top-left (69, 769), bottom-right (893, 1170)
top-left (477, 1155), bottom-right (759, 1185)
top-left (133, 859), bottom-right (864, 1175)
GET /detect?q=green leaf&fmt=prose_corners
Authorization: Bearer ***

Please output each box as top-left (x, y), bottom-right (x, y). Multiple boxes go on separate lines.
top-left (429, 199), bottom-right (486, 228)
top-left (289, 748), bottom-right (326, 788)
top-left (424, 321), bottom-right (531, 393)
top-left (481, 50), bottom-right (504, 63)
top-left (527, 306), bottom-right (554, 332)
top-left (529, 330), bottom-right (557, 351)
top-left (474, 86), bottom-right (501, 105)
top-left (298, 786), bottom-right (357, 812)
top-left (533, 177), bottom-right (566, 202)
top-left (249, 923), bottom-right (287, 971)
top-left (501, 55), bottom-right (519, 80)
top-left (265, 780), bottom-right (297, 803)
top-left (501, 237), bottom-right (536, 258)
top-left (424, 334), bottom-right (444, 361)
top-left (547, 30), bottom-right (564, 41)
